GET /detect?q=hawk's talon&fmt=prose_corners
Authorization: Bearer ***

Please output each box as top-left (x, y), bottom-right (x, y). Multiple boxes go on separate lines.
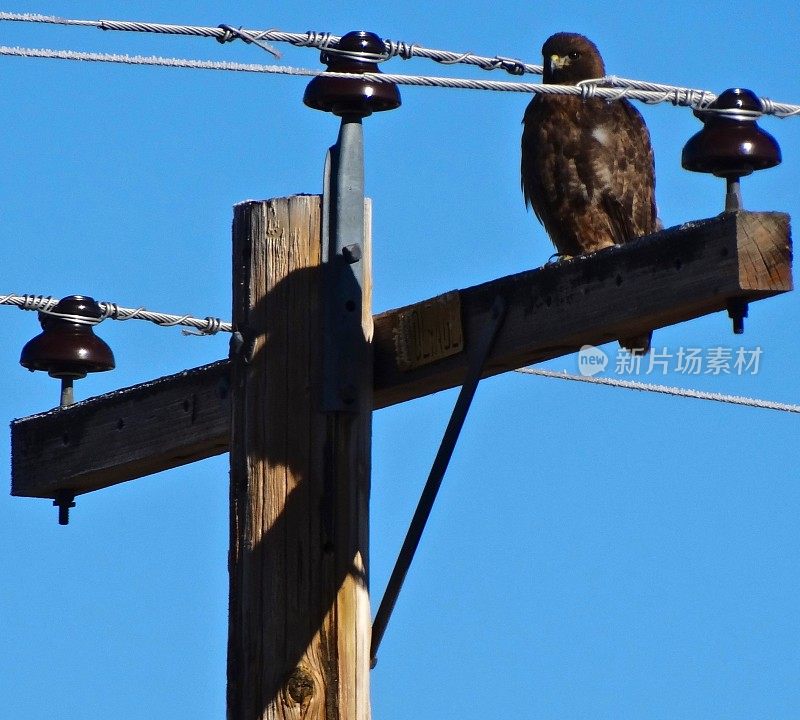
top-left (546, 252), bottom-right (574, 265)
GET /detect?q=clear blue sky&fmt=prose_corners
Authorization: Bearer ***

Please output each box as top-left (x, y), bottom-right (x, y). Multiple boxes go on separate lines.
top-left (2, 2), bottom-right (799, 718)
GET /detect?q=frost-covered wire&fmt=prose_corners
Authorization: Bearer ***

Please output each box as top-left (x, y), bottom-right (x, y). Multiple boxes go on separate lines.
top-left (0, 11), bottom-right (540, 75)
top-left (2, 11), bottom-right (800, 116)
top-left (515, 367), bottom-right (800, 414)
top-left (1, 293), bottom-right (231, 335)
top-left (3, 44), bottom-right (800, 116)
top-left (2, 9), bottom-right (799, 115)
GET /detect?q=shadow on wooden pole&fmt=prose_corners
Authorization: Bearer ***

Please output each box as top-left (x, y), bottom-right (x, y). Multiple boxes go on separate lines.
top-left (227, 195), bottom-right (372, 719)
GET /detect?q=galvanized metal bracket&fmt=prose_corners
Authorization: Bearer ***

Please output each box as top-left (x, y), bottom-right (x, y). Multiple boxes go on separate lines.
top-left (370, 295), bottom-right (508, 665)
top-left (321, 115), bottom-right (367, 412)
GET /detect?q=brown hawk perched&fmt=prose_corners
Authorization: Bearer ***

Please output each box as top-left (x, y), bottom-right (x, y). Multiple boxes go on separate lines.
top-left (521, 32), bottom-right (657, 354)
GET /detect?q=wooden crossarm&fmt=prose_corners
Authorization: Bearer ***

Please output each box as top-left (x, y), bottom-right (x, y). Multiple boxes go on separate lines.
top-left (11, 211), bottom-right (791, 499)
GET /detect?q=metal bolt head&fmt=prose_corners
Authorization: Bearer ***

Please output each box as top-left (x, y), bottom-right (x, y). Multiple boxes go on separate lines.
top-left (342, 243), bottom-right (363, 264)
top-left (53, 491), bottom-right (76, 526)
top-left (727, 298), bottom-right (749, 335)
top-left (303, 30), bottom-right (401, 117)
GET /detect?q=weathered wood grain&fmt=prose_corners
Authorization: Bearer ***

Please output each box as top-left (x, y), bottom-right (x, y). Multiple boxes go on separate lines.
top-left (226, 195), bottom-right (372, 719)
top-left (10, 359), bottom-right (230, 497)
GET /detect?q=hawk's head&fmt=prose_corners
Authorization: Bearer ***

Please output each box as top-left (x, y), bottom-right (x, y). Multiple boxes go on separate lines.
top-left (541, 33), bottom-right (605, 85)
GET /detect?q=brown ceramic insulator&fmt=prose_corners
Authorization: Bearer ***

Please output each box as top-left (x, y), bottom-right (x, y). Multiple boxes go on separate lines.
top-left (19, 295), bottom-right (116, 379)
top-left (303, 31), bottom-right (401, 117)
top-left (681, 88), bottom-right (781, 178)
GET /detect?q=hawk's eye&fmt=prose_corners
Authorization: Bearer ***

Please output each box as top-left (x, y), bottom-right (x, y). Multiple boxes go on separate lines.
top-left (568, 51), bottom-right (581, 60)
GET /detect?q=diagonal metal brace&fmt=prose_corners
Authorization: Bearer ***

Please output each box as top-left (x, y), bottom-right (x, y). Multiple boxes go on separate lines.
top-left (370, 295), bottom-right (507, 666)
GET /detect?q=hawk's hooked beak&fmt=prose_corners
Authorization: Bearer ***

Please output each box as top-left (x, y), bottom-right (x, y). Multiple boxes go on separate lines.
top-left (549, 54), bottom-right (569, 72)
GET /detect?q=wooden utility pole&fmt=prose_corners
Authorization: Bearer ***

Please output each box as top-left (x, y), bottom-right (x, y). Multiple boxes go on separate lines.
top-left (227, 195), bottom-right (372, 719)
top-left (7, 27), bottom-right (796, 720)
top-left (5, 205), bottom-right (794, 715)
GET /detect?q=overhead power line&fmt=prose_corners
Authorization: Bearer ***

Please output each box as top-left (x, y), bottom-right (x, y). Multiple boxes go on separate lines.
top-left (515, 367), bottom-right (800, 414)
top-left (0, 11), bottom-right (542, 75)
top-left (2, 44), bottom-right (800, 116)
top-left (1, 12), bottom-right (799, 116)
top-left (1, 293), bottom-right (231, 335)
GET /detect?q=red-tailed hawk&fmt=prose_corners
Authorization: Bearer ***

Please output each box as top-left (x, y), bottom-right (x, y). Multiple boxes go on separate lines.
top-left (521, 32), bottom-right (656, 354)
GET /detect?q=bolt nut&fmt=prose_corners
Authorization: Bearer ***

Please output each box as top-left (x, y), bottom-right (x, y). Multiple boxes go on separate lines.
top-left (342, 243), bottom-right (363, 264)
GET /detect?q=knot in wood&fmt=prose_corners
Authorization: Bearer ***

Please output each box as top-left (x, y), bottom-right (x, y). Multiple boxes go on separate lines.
top-left (286, 666), bottom-right (315, 706)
